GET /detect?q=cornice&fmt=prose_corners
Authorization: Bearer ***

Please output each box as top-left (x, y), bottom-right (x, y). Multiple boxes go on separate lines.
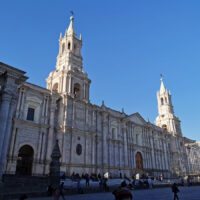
top-left (13, 118), bottom-right (49, 129)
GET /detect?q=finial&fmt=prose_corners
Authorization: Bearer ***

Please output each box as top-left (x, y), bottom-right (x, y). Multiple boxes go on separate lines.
top-left (67, 10), bottom-right (76, 36)
top-left (59, 33), bottom-right (62, 39)
top-left (70, 15), bottom-right (74, 21)
top-left (160, 74), bottom-right (167, 94)
top-left (102, 100), bottom-right (104, 106)
top-left (79, 34), bottom-right (82, 40)
top-left (70, 10), bottom-right (74, 21)
top-left (122, 108), bottom-right (124, 113)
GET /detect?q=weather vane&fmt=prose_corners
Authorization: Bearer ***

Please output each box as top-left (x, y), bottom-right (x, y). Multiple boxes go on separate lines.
top-left (160, 74), bottom-right (164, 80)
top-left (70, 10), bottom-right (74, 16)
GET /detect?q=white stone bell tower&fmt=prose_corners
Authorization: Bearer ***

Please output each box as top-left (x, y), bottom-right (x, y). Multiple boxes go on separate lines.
top-left (155, 78), bottom-right (182, 135)
top-left (46, 16), bottom-right (91, 102)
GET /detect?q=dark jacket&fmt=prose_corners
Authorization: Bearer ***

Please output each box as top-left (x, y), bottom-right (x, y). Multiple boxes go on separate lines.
top-left (172, 184), bottom-right (179, 194)
top-left (113, 187), bottom-right (132, 200)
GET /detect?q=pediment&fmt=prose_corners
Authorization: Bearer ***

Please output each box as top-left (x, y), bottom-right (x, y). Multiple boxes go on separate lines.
top-left (126, 112), bottom-right (146, 125)
top-left (26, 96), bottom-right (42, 105)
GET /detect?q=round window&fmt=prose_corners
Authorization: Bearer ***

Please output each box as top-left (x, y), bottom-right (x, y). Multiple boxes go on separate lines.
top-left (76, 144), bottom-right (82, 155)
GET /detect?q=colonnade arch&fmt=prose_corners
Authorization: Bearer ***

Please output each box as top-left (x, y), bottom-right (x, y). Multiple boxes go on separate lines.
top-left (16, 145), bottom-right (34, 175)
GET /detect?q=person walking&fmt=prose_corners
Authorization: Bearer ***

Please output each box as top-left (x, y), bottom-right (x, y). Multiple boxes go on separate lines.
top-left (187, 176), bottom-right (191, 186)
top-left (77, 179), bottom-right (84, 194)
top-left (59, 182), bottom-right (65, 200)
top-left (47, 184), bottom-right (53, 196)
top-left (119, 169), bottom-right (122, 179)
top-left (85, 174), bottom-right (90, 187)
top-left (171, 183), bottom-right (179, 200)
top-left (112, 181), bottom-right (133, 200)
top-left (54, 188), bottom-right (60, 200)
top-left (148, 177), bottom-right (153, 189)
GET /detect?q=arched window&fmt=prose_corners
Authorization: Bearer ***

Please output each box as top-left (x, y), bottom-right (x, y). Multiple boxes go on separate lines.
top-left (162, 124), bottom-right (167, 131)
top-left (74, 83), bottom-right (80, 98)
top-left (27, 107), bottom-right (35, 121)
top-left (25, 96), bottom-right (42, 123)
top-left (68, 42), bottom-right (71, 50)
top-left (16, 145), bottom-right (34, 175)
top-left (161, 98), bottom-right (164, 105)
top-left (53, 83), bottom-right (58, 92)
top-left (62, 43), bottom-right (65, 54)
top-left (134, 127), bottom-right (142, 145)
top-left (136, 152), bottom-right (143, 169)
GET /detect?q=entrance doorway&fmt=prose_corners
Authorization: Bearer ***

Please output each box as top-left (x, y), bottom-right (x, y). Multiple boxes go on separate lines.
top-left (136, 152), bottom-right (143, 169)
top-left (16, 145), bottom-right (34, 175)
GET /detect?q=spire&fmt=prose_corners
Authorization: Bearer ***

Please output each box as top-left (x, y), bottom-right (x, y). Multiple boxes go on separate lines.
top-left (67, 16), bottom-right (77, 37)
top-left (160, 77), bottom-right (167, 94)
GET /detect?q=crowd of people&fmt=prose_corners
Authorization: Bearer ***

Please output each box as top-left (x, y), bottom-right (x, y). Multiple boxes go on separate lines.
top-left (19, 173), bottom-right (195, 200)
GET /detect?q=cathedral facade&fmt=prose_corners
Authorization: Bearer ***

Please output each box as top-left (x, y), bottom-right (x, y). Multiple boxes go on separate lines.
top-left (1, 16), bottom-right (194, 178)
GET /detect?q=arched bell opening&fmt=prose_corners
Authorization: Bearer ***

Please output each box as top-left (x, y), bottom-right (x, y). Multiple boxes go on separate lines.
top-left (74, 83), bottom-right (80, 98)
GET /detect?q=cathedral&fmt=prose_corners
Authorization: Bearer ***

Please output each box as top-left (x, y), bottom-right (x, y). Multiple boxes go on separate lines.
top-left (0, 16), bottom-right (198, 180)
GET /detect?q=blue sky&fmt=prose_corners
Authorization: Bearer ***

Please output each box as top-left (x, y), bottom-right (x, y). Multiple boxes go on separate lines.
top-left (0, 0), bottom-right (200, 140)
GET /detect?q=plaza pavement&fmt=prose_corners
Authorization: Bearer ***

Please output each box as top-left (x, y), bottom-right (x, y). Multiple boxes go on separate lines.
top-left (28, 186), bottom-right (200, 200)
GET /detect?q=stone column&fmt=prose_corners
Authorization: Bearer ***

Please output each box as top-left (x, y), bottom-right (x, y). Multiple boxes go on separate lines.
top-left (102, 112), bottom-right (108, 169)
top-left (150, 134), bottom-right (156, 169)
top-left (91, 134), bottom-right (95, 166)
top-left (85, 105), bottom-right (88, 130)
top-left (0, 96), bottom-right (17, 177)
top-left (113, 141), bottom-right (116, 167)
top-left (83, 81), bottom-right (86, 99)
top-left (19, 89), bottom-right (26, 119)
top-left (8, 127), bottom-right (17, 159)
top-left (72, 101), bottom-right (75, 127)
top-left (45, 96), bottom-right (57, 173)
top-left (0, 63), bottom-right (27, 183)
top-left (162, 139), bottom-right (167, 170)
top-left (45, 97), bottom-right (49, 124)
top-left (37, 130), bottom-right (43, 161)
top-left (84, 135), bottom-right (87, 165)
top-left (41, 132), bottom-right (47, 162)
top-left (0, 93), bottom-right (12, 154)
top-left (118, 142), bottom-right (121, 168)
top-left (16, 88), bottom-right (23, 118)
top-left (122, 121), bottom-right (128, 167)
top-left (71, 77), bottom-right (74, 95)
top-left (41, 96), bottom-right (46, 123)
top-left (131, 146), bottom-right (134, 168)
top-left (68, 76), bottom-right (72, 94)
top-left (62, 132), bottom-right (67, 164)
